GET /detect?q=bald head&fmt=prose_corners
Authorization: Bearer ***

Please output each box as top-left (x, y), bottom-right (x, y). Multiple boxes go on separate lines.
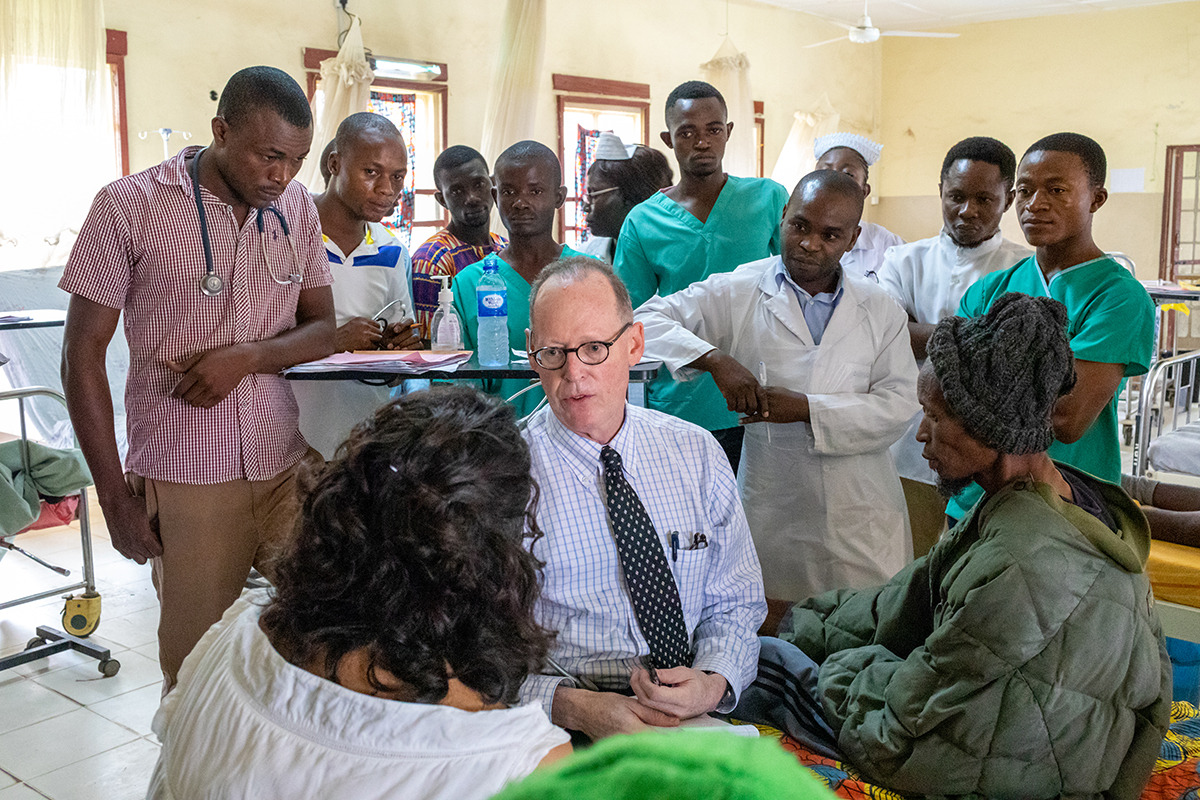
top-left (495, 140), bottom-right (562, 187)
top-left (334, 112), bottom-right (404, 158)
top-left (789, 170), bottom-right (865, 219)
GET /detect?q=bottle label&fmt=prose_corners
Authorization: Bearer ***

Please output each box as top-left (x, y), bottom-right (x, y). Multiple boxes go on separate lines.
top-left (477, 290), bottom-right (507, 317)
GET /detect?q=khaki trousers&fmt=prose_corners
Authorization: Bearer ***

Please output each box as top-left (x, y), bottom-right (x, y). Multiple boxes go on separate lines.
top-left (127, 449), bottom-right (321, 688)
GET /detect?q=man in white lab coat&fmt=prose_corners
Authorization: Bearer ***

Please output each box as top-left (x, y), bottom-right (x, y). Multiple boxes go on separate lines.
top-left (637, 170), bottom-right (919, 625)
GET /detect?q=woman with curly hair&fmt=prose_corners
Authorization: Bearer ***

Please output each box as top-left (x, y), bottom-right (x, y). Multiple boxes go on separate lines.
top-left (147, 386), bottom-right (571, 800)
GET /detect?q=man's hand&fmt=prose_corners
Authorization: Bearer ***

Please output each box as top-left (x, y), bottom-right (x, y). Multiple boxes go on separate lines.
top-left (334, 317), bottom-right (384, 352)
top-left (99, 489), bottom-right (162, 564)
top-left (739, 387), bottom-right (810, 425)
top-left (166, 346), bottom-right (253, 409)
top-left (691, 350), bottom-right (768, 416)
top-left (552, 685), bottom-right (680, 740)
top-left (629, 666), bottom-right (728, 720)
top-left (380, 318), bottom-right (422, 351)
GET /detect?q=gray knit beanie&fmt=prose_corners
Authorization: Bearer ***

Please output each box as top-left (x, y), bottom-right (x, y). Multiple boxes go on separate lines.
top-left (927, 292), bottom-right (1076, 455)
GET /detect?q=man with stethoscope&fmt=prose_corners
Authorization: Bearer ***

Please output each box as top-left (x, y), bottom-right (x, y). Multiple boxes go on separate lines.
top-left (60, 66), bottom-right (336, 690)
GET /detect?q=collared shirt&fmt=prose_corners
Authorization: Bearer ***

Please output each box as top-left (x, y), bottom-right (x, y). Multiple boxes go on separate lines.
top-left (773, 260), bottom-right (844, 345)
top-left (519, 403), bottom-right (766, 719)
top-left (60, 145), bottom-right (332, 484)
top-left (615, 176), bottom-right (790, 431)
top-left (877, 229), bottom-right (1029, 325)
top-left (410, 229), bottom-right (506, 338)
top-left (840, 220), bottom-right (905, 281)
top-left (322, 221), bottom-right (413, 325)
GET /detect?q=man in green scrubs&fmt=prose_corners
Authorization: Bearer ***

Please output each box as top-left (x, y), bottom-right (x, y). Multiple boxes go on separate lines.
top-left (614, 81), bottom-right (788, 472)
top-left (947, 132), bottom-right (1155, 520)
top-left (453, 140), bottom-right (588, 418)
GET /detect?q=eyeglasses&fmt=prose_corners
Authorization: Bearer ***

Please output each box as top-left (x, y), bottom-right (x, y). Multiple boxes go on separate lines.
top-left (584, 186), bottom-right (620, 203)
top-left (530, 322), bottom-right (633, 370)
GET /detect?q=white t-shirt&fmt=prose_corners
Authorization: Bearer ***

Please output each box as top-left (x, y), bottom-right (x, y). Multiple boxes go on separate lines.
top-left (294, 222), bottom-right (414, 459)
top-left (877, 228), bottom-right (1029, 483)
top-left (148, 590), bottom-right (569, 800)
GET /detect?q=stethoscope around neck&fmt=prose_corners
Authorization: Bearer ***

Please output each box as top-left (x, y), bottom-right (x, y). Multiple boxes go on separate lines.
top-left (189, 147), bottom-right (303, 297)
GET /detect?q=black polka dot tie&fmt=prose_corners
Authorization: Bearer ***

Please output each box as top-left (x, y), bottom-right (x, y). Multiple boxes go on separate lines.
top-left (600, 445), bottom-right (692, 670)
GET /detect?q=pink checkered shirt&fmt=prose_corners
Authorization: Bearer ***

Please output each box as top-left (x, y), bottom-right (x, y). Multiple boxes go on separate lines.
top-left (60, 146), bottom-right (332, 485)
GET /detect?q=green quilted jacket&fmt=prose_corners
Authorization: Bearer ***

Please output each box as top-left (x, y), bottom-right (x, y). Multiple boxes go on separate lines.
top-left (780, 476), bottom-right (1172, 800)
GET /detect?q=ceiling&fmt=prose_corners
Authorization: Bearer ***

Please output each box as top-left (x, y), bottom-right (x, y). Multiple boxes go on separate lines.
top-left (752, 0), bottom-right (1194, 31)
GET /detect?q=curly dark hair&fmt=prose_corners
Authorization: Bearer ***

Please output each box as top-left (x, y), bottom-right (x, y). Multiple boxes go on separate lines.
top-left (260, 385), bottom-right (553, 706)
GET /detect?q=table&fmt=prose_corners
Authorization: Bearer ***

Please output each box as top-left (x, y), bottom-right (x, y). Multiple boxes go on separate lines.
top-left (285, 356), bottom-right (662, 406)
top-left (0, 309), bottom-right (67, 331)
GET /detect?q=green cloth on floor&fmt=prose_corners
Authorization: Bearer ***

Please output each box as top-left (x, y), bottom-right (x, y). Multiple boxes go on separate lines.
top-left (0, 440), bottom-right (92, 536)
top-left (491, 729), bottom-right (836, 800)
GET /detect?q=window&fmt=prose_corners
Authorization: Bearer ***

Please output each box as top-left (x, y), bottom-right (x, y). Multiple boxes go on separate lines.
top-left (304, 49), bottom-right (448, 250)
top-left (554, 75), bottom-right (650, 248)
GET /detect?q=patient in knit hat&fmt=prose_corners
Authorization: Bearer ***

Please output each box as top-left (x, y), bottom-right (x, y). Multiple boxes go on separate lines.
top-left (752, 291), bottom-right (1172, 799)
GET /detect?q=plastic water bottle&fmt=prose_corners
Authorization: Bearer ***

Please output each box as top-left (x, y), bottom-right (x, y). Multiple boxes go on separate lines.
top-left (476, 261), bottom-right (509, 367)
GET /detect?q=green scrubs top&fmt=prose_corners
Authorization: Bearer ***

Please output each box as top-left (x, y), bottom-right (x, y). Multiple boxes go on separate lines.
top-left (946, 255), bottom-right (1155, 519)
top-left (452, 246), bottom-right (587, 419)
top-left (614, 175), bottom-right (789, 432)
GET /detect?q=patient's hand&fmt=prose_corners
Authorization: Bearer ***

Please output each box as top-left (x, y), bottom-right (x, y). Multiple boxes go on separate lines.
top-left (629, 665), bottom-right (728, 720)
top-left (552, 685), bottom-right (679, 740)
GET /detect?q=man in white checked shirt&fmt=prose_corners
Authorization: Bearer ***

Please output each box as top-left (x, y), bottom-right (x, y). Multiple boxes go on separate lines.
top-left (519, 256), bottom-right (766, 741)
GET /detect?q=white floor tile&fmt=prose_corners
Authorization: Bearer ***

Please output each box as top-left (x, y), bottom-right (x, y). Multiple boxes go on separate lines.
top-left (30, 650), bottom-right (159, 707)
top-left (0, 708), bottom-right (139, 781)
top-left (132, 642), bottom-right (157, 663)
top-left (92, 581), bottom-right (158, 621)
top-left (87, 608), bottom-right (157, 650)
top-left (27, 738), bottom-right (160, 800)
top-left (91, 560), bottom-right (151, 589)
top-left (0, 770), bottom-right (14, 790)
top-left (88, 683), bottom-right (162, 737)
top-left (0, 784), bottom-right (49, 800)
top-left (0, 676), bottom-right (81, 736)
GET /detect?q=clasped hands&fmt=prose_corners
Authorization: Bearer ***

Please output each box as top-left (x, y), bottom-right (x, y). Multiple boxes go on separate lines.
top-left (335, 316), bottom-right (422, 353)
top-left (554, 665), bottom-right (728, 741)
top-left (696, 350), bottom-right (809, 425)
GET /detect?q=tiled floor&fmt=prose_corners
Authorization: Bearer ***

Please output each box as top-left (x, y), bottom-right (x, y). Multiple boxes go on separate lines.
top-left (0, 493), bottom-right (163, 800)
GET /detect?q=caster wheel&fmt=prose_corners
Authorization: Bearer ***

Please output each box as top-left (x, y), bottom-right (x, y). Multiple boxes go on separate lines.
top-left (25, 637), bottom-right (47, 650)
top-left (62, 591), bottom-right (102, 638)
top-left (98, 658), bottom-right (120, 678)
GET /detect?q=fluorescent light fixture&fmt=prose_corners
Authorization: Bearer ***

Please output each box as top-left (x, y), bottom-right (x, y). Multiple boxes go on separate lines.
top-left (372, 57), bottom-right (442, 81)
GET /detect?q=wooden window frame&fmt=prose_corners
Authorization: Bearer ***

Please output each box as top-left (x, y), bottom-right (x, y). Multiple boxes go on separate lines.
top-left (107, 29), bottom-right (129, 176)
top-left (303, 48), bottom-right (449, 230)
top-left (553, 74), bottom-right (652, 243)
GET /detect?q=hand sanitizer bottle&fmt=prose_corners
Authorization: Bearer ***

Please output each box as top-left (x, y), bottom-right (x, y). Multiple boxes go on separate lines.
top-left (430, 276), bottom-right (463, 352)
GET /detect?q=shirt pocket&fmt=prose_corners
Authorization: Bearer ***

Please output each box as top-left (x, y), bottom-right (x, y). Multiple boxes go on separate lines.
top-left (670, 542), bottom-right (713, 619)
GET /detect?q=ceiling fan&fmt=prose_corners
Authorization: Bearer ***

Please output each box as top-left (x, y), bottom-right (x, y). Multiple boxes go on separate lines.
top-left (805, 0), bottom-right (960, 47)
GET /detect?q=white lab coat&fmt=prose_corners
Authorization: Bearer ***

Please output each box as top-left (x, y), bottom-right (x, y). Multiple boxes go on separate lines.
top-left (637, 255), bottom-right (919, 601)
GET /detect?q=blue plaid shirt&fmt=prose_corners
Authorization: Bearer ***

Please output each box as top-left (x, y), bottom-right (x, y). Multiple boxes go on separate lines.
top-left (519, 403), bottom-right (766, 719)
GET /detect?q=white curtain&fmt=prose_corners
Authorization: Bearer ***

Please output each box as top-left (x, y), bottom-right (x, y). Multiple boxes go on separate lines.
top-left (700, 36), bottom-right (755, 178)
top-left (295, 14), bottom-right (374, 191)
top-left (770, 95), bottom-right (840, 194)
top-left (479, 0), bottom-right (546, 168)
top-left (0, 0), bottom-right (113, 272)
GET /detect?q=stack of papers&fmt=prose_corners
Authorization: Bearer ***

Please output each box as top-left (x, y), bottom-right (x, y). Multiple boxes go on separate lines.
top-left (285, 350), bottom-right (473, 375)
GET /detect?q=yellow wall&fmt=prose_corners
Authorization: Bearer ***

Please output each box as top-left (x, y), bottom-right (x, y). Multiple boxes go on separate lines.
top-left (104, 0), bottom-right (879, 188)
top-left (873, 1), bottom-right (1200, 278)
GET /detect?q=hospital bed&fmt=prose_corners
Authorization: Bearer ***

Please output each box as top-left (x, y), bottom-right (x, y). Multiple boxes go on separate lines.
top-left (0, 386), bottom-right (119, 676)
top-left (1126, 347), bottom-right (1200, 651)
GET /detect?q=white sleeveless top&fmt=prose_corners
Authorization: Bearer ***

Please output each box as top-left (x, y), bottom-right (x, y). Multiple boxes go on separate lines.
top-left (148, 590), bottom-right (568, 800)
